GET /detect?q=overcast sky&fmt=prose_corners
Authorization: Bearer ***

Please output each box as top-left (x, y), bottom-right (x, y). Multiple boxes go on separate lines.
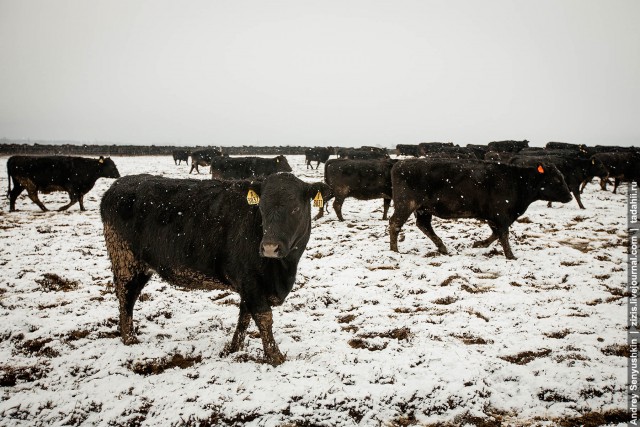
top-left (1, 0), bottom-right (638, 147)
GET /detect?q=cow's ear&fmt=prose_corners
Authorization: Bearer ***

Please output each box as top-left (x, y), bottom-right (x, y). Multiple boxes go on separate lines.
top-left (244, 182), bottom-right (262, 205)
top-left (306, 182), bottom-right (332, 203)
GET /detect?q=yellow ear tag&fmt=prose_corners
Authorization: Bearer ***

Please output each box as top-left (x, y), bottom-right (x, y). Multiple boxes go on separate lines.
top-left (247, 189), bottom-right (260, 205)
top-left (591, 159), bottom-right (595, 165)
top-left (99, 158), bottom-right (104, 164)
top-left (313, 191), bottom-right (323, 208)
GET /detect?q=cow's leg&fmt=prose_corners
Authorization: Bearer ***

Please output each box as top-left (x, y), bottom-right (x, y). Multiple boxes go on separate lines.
top-left (572, 187), bottom-right (585, 209)
top-left (24, 186), bottom-right (48, 211)
top-left (414, 209), bottom-right (448, 254)
top-left (220, 301), bottom-right (251, 357)
top-left (333, 197), bottom-right (345, 221)
top-left (496, 226), bottom-right (516, 260)
top-left (473, 224), bottom-right (499, 248)
top-left (382, 198), bottom-right (391, 220)
top-left (104, 224), bottom-right (150, 344)
top-left (389, 203), bottom-right (414, 252)
top-left (313, 206), bottom-right (324, 220)
top-left (9, 181), bottom-right (24, 211)
top-left (251, 309), bottom-right (285, 366)
top-left (316, 161), bottom-right (320, 170)
top-left (78, 195), bottom-right (86, 211)
top-left (59, 192), bottom-right (80, 211)
top-left (600, 177), bottom-right (608, 191)
top-left (579, 179), bottom-right (589, 194)
top-left (613, 178), bottom-right (620, 194)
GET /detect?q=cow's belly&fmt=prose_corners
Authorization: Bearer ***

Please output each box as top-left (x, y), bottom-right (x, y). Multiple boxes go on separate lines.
top-left (157, 267), bottom-right (233, 291)
top-left (15, 177), bottom-right (66, 194)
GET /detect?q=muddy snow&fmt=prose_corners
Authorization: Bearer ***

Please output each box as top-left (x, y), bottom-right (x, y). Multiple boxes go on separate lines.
top-left (0, 155), bottom-right (630, 426)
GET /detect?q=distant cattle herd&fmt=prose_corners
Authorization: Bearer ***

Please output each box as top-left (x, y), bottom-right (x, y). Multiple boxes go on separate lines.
top-left (5, 140), bottom-right (639, 365)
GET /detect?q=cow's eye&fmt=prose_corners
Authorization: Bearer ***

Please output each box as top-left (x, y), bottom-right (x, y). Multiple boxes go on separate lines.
top-left (291, 207), bottom-right (300, 215)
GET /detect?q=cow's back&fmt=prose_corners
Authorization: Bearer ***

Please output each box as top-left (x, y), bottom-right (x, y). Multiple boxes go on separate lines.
top-left (101, 175), bottom-right (262, 285)
top-left (325, 159), bottom-right (394, 199)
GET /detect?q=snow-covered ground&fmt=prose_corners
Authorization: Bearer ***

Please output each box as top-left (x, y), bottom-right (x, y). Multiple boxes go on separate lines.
top-left (0, 155), bottom-right (630, 426)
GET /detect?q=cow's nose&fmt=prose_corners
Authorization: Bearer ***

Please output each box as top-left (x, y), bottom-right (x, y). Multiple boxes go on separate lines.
top-left (261, 243), bottom-right (280, 258)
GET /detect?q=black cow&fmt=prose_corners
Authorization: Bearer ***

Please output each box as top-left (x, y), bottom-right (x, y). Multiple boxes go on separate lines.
top-left (510, 154), bottom-right (608, 209)
top-left (588, 152), bottom-right (640, 193)
top-left (466, 144), bottom-right (490, 159)
top-left (417, 142), bottom-right (455, 157)
top-left (7, 155), bottom-right (120, 212)
top-left (323, 158), bottom-right (396, 221)
top-left (422, 147), bottom-right (476, 159)
top-left (396, 144), bottom-right (420, 157)
top-left (100, 173), bottom-right (330, 366)
top-left (172, 150), bottom-right (190, 165)
top-left (487, 140), bottom-right (529, 153)
top-left (189, 149), bottom-right (223, 174)
top-left (389, 159), bottom-right (572, 259)
top-left (305, 147), bottom-right (332, 169)
top-left (545, 141), bottom-right (589, 154)
top-left (209, 156), bottom-right (292, 179)
top-left (337, 149), bottom-right (390, 160)
top-left (484, 151), bottom-right (516, 162)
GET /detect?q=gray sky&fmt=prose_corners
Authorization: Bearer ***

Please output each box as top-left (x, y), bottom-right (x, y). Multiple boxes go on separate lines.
top-left (1, 0), bottom-right (639, 147)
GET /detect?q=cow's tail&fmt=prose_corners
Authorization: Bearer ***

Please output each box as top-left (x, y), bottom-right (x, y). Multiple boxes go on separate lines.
top-left (6, 166), bottom-right (10, 199)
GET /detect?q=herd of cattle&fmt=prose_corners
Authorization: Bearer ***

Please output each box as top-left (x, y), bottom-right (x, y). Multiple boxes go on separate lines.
top-left (5, 139), bottom-right (639, 365)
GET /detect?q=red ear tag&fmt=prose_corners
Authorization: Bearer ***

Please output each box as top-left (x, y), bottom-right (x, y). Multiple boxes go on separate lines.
top-left (537, 165), bottom-right (545, 174)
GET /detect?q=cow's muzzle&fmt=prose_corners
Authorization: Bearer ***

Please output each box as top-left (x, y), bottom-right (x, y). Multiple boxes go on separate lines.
top-left (260, 241), bottom-right (283, 259)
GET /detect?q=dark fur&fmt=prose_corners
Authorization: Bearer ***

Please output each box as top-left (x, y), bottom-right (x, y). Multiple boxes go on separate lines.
top-left (389, 159), bottom-right (572, 259)
top-left (172, 150), bottom-right (190, 165)
top-left (337, 149), bottom-right (390, 160)
top-left (510, 154), bottom-right (608, 209)
top-left (305, 147), bottom-right (332, 169)
top-left (422, 147), bottom-right (476, 160)
top-left (396, 144), bottom-right (420, 157)
top-left (100, 173), bottom-right (330, 366)
top-left (210, 156), bottom-right (292, 179)
top-left (486, 140), bottom-right (529, 153)
top-left (323, 158), bottom-right (397, 221)
top-left (417, 142), bottom-right (455, 157)
top-left (589, 152), bottom-right (640, 193)
top-left (189, 149), bottom-right (223, 174)
top-left (7, 155), bottom-right (120, 212)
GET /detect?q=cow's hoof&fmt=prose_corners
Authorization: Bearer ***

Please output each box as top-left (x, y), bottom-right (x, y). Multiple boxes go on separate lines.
top-left (265, 351), bottom-right (286, 366)
top-left (121, 335), bottom-right (140, 345)
top-left (219, 343), bottom-right (242, 358)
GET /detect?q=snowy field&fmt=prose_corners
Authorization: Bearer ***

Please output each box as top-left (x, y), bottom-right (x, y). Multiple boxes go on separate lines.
top-left (0, 154), bottom-right (630, 426)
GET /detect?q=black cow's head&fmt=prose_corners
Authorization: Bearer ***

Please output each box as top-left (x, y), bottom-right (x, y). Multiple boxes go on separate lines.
top-left (274, 155), bottom-right (293, 173)
top-left (98, 157), bottom-right (121, 178)
top-left (248, 173), bottom-right (330, 259)
top-left (587, 156), bottom-right (608, 178)
top-left (535, 164), bottom-right (572, 203)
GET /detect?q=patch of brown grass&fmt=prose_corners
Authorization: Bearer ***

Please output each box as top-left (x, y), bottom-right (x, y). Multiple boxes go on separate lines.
top-left (337, 314), bottom-right (357, 324)
top-left (359, 327), bottom-right (411, 341)
top-left (129, 353), bottom-right (202, 375)
top-left (439, 275), bottom-right (460, 287)
top-left (461, 284), bottom-right (492, 294)
top-left (0, 364), bottom-right (50, 386)
top-left (348, 339), bottom-right (388, 351)
top-left (544, 329), bottom-right (571, 339)
top-left (35, 273), bottom-right (80, 292)
top-left (452, 333), bottom-right (492, 345)
top-left (601, 343), bottom-right (630, 357)
top-left (500, 349), bottom-right (551, 365)
top-left (16, 337), bottom-right (59, 358)
top-left (432, 296), bottom-right (458, 305)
